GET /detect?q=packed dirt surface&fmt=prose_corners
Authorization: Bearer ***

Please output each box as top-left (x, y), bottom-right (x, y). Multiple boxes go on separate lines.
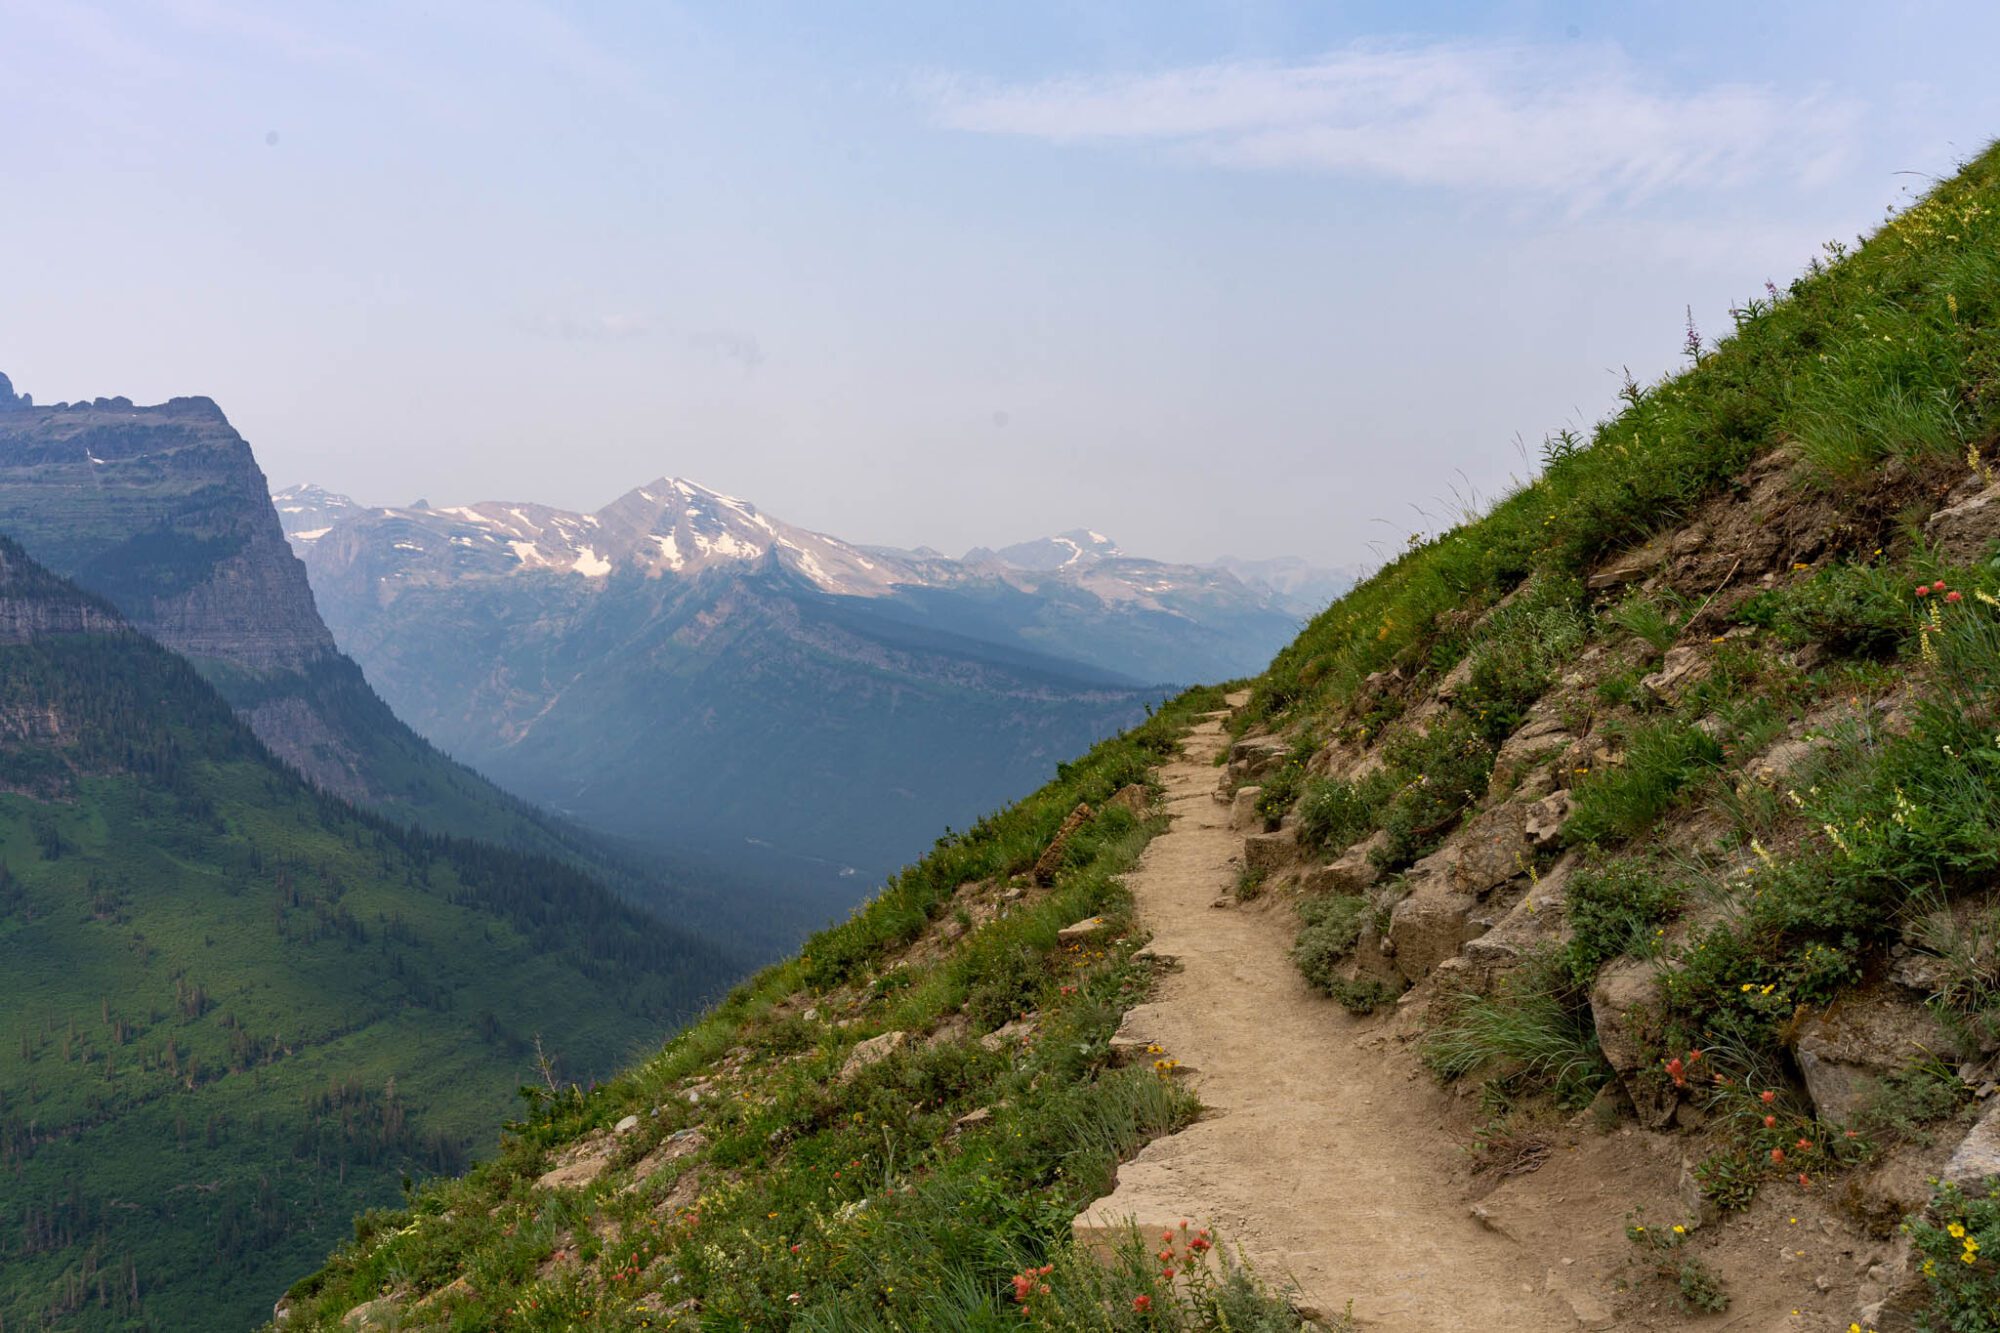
top-left (1074, 697), bottom-right (1889, 1331)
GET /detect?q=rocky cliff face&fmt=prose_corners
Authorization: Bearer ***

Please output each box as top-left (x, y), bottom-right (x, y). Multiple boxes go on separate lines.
top-left (0, 379), bottom-right (369, 796)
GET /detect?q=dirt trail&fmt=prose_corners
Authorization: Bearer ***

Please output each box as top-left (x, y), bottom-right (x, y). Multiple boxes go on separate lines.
top-left (1076, 698), bottom-right (1583, 1327)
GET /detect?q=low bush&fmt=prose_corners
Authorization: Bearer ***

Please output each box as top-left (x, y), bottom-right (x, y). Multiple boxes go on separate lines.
top-left (1423, 970), bottom-right (1609, 1108)
top-left (1563, 856), bottom-right (1684, 984)
top-left (1738, 561), bottom-right (1912, 657)
top-left (1292, 894), bottom-right (1368, 993)
top-left (1375, 717), bottom-right (1495, 869)
top-left (1295, 774), bottom-right (1387, 854)
top-left (1911, 1180), bottom-right (2000, 1333)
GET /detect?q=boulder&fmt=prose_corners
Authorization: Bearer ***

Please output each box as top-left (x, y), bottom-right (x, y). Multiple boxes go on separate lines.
top-left (1791, 992), bottom-right (1949, 1125)
top-left (1523, 791), bottom-right (1572, 846)
top-left (1057, 916), bottom-right (1113, 945)
top-left (1461, 855), bottom-right (1577, 970)
top-left (1104, 783), bottom-right (1151, 818)
top-left (1242, 827), bottom-right (1298, 876)
top-left (1944, 1095), bottom-right (2000, 1189)
top-left (979, 1016), bottom-right (1039, 1053)
top-left (1590, 959), bottom-right (1676, 1129)
top-left (535, 1130), bottom-right (619, 1191)
top-left (1299, 830), bottom-right (1388, 896)
top-left (1228, 735), bottom-right (1292, 779)
top-left (342, 1297), bottom-right (402, 1331)
top-left (1924, 481), bottom-right (2000, 562)
top-left (1386, 881), bottom-right (1479, 983)
top-left (838, 1030), bottom-right (909, 1081)
top-left (1642, 645), bottom-right (1709, 704)
top-left (1032, 803), bottom-right (1095, 885)
top-left (1417, 801), bottom-right (1533, 897)
top-left (1434, 654), bottom-right (1475, 702)
top-left (1228, 786), bottom-right (1266, 832)
top-left (624, 1129), bottom-right (709, 1194)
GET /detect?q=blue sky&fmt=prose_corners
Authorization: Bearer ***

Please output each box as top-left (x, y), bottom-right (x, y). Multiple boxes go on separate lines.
top-left (4, 2), bottom-right (1998, 567)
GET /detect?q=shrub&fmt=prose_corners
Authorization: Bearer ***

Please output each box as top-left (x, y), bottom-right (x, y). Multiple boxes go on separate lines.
top-left (1295, 774), bottom-right (1386, 854)
top-left (1855, 1056), bottom-right (1972, 1146)
top-left (1292, 894), bottom-right (1368, 993)
top-left (1737, 561), bottom-right (1911, 657)
top-left (1606, 591), bottom-right (1685, 655)
top-left (1563, 856), bottom-right (1684, 984)
top-left (1424, 974), bottom-right (1610, 1108)
top-left (1454, 577), bottom-right (1591, 742)
top-left (1375, 716), bottom-right (1495, 868)
top-left (1912, 1180), bottom-right (2000, 1333)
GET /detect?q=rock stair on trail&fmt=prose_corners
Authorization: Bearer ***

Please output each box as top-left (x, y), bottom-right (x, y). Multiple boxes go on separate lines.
top-left (1073, 696), bottom-right (1586, 1330)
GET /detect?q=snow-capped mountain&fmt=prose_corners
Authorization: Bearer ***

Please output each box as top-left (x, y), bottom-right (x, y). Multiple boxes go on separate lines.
top-left (273, 478), bottom-right (1345, 888)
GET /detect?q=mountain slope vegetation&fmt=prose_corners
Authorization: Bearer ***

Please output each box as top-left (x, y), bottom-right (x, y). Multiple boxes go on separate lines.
top-left (0, 538), bottom-right (736, 1330)
top-left (283, 143), bottom-right (2000, 1331)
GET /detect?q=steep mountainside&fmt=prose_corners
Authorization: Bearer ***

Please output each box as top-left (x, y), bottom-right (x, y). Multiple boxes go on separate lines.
top-left (0, 537), bottom-right (735, 1330)
top-left (282, 143), bottom-right (2000, 1332)
top-left (0, 380), bottom-right (692, 896)
top-left (277, 481), bottom-right (1288, 884)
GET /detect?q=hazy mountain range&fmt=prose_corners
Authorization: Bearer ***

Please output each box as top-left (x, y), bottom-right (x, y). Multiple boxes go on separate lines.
top-left (276, 479), bottom-right (1349, 887)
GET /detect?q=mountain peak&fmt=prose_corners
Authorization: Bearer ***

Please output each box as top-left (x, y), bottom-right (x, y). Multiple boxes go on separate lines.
top-left (989, 530), bottom-right (1122, 570)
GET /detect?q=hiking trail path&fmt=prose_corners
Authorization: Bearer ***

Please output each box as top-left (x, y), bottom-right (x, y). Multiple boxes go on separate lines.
top-left (1073, 694), bottom-right (1842, 1332)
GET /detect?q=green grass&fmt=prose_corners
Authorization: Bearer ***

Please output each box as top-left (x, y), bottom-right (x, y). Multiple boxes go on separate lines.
top-left (0, 560), bottom-right (732, 1331)
top-left (270, 685), bottom-right (1310, 1330)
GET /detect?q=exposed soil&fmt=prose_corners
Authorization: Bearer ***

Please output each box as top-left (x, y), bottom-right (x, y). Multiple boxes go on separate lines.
top-left (1074, 695), bottom-right (1895, 1331)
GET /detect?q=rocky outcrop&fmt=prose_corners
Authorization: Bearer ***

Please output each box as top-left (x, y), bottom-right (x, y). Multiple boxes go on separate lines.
top-left (1034, 804), bottom-right (1096, 885)
top-left (1923, 480), bottom-right (2000, 561)
top-left (1790, 990), bottom-right (1949, 1125)
top-left (1591, 959), bottom-right (1676, 1128)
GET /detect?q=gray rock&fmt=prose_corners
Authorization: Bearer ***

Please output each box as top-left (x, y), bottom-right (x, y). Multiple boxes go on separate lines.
top-left (838, 1030), bottom-right (909, 1081)
top-left (1945, 1095), bottom-right (2000, 1189)
top-left (1641, 645), bottom-right (1709, 704)
top-left (1299, 830), bottom-right (1388, 896)
top-left (1591, 959), bottom-right (1676, 1128)
top-left (1792, 992), bottom-right (1949, 1125)
top-left (1386, 881), bottom-right (1479, 983)
top-left (1924, 481), bottom-right (2000, 562)
top-left (1242, 827), bottom-right (1298, 876)
top-left (1228, 785), bottom-right (1266, 832)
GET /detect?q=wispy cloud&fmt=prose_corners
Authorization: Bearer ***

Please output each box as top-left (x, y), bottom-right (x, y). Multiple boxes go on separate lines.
top-left (687, 329), bottom-right (765, 372)
top-left (921, 40), bottom-right (1858, 210)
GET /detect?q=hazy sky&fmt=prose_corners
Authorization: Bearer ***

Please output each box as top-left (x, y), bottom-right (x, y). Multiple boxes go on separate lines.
top-left (5, 3), bottom-right (1998, 568)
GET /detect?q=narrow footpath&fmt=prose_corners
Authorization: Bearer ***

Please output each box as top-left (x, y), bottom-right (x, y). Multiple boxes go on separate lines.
top-left (1075, 697), bottom-right (1589, 1330)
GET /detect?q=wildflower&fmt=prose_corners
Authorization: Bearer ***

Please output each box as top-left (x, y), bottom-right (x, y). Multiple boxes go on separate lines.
top-left (1133, 1295), bottom-right (1153, 1312)
top-left (1948, 590), bottom-right (1963, 603)
top-left (1672, 1225), bottom-right (1685, 1235)
top-left (1934, 580), bottom-right (1948, 593)
top-left (1764, 1115), bottom-right (1777, 1129)
top-left (1798, 1173), bottom-right (1812, 1188)
top-left (1950, 1223), bottom-right (1967, 1239)
top-left (1761, 1090), bottom-right (1777, 1105)
top-left (1917, 584), bottom-right (1932, 598)
top-left (1161, 1267), bottom-right (1176, 1280)
top-left (1771, 1147), bottom-right (1786, 1164)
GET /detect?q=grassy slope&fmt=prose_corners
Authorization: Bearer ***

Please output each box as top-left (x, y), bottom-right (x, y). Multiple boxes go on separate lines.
top-left (283, 144), bottom-right (2000, 1329)
top-left (272, 687), bottom-right (1304, 1330)
top-left (0, 576), bottom-right (737, 1330)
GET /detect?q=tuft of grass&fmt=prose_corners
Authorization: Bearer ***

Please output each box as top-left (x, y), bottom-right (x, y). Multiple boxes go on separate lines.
top-left (1607, 590), bottom-right (1685, 655)
top-left (1563, 719), bottom-right (1725, 845)
top-left (1424, 970), bottom-right (1611, 1109)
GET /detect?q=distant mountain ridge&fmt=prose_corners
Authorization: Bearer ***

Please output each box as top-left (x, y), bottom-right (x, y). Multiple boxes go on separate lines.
top-left (273, 477), bottom-right (1340, 892)
top-left (278, 480), bottom-right (1348, 684)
